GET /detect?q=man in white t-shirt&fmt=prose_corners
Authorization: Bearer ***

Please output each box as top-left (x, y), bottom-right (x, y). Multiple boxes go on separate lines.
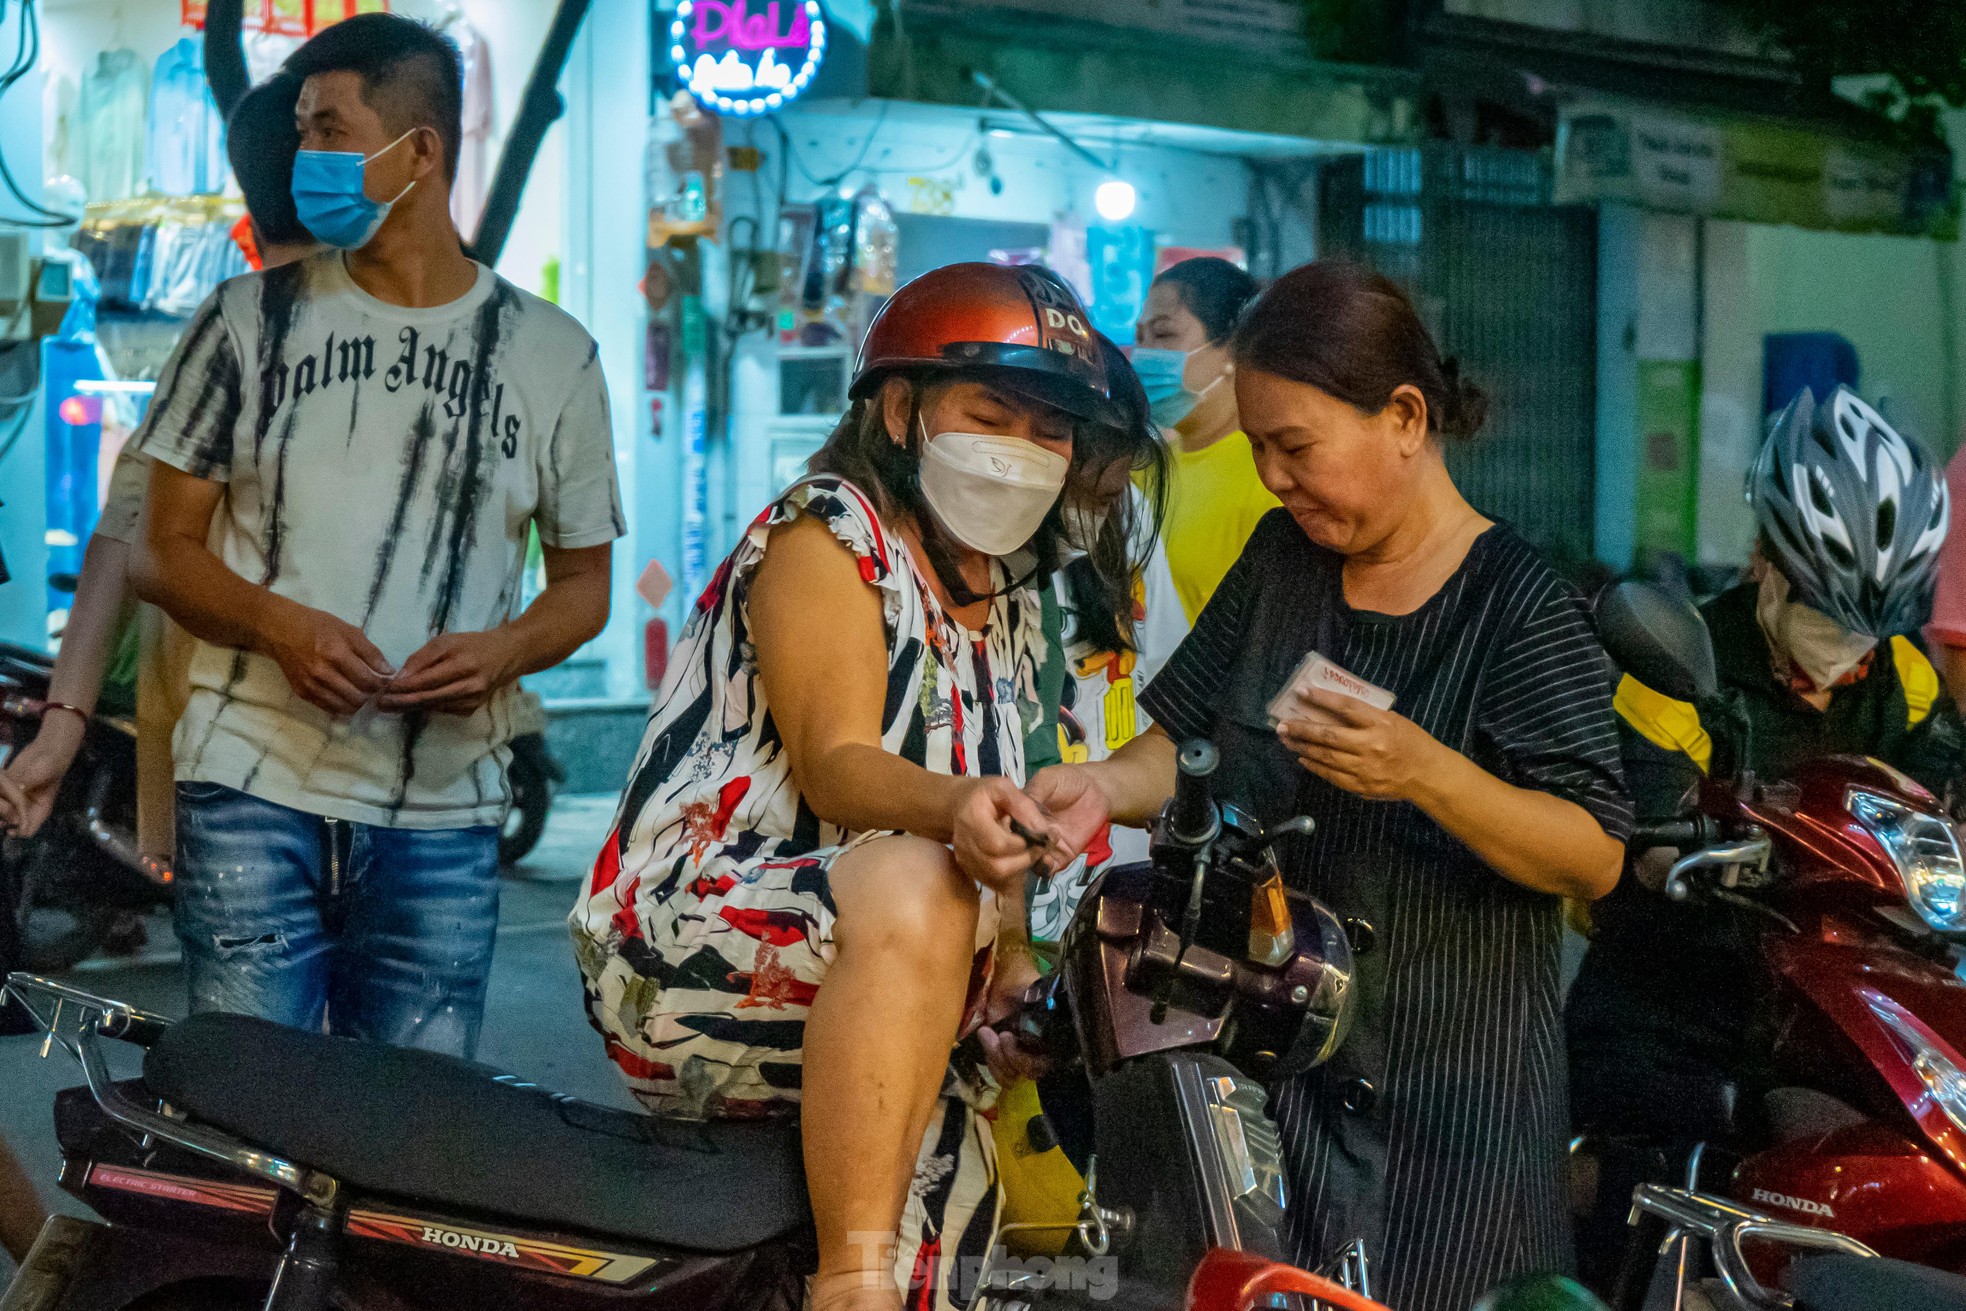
top-left (132, 14), bottom-right (622, 1056)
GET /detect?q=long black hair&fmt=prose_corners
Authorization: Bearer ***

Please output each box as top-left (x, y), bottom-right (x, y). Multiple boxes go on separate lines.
top-left (1062, 333), bottom-right (1167, 655)
top-left (226, 75), bottom-right (309, 247)
top-left (809, 358), bottom-right (1166, 649)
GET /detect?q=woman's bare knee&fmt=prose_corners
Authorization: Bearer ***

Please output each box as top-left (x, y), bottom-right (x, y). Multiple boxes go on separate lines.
top-left (830, 836), bottom-right (978, 964)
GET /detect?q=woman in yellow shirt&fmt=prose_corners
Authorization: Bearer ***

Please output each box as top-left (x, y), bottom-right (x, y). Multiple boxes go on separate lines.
top-left (1133, 256), bottom-right (1280, 623)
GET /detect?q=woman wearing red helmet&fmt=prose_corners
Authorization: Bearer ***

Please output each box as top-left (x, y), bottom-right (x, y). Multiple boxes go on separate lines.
top-left (571, 264), bottom-right (1161, 1310)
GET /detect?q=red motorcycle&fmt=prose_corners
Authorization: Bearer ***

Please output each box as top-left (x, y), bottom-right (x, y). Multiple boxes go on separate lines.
top-left (1594, 582), bottom-right (1966, 1304)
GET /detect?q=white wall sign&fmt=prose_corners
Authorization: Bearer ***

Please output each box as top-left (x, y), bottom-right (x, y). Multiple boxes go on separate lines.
top-left (1821, 144), bottom-right (1909, 228)
top-left (1629, 115), bottom-right (1724, 213)
top-left (671, 0), bottom-right (827, 117)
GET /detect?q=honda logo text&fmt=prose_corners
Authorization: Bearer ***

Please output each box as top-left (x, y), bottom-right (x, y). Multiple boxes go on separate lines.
top-left (1751, 1188), bottom-right (1835, 1219)
top-left (421, 1225), bottom-right (522, 1258)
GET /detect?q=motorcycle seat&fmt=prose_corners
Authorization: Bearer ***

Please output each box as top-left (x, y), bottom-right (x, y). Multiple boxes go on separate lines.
top-left (1793, 1254), bottom-right (1966, 1311)
top-left (142, 1012), bottom-right (810, 1253)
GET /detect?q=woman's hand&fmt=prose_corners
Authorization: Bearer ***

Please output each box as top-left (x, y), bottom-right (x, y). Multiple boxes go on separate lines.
top-left (0, 711), bottom-right (88, 838)
top-left (1278, 689), bottom-right (1448, 802)
top-left (1025, 764), bottom-right (1112, 866)
top-left (978, 942), bottom-right (1047, 1085)
top-left (1286, 689), bottom-right (1624, 900)
top-left (951, 777), bottom-right (1057, 894)
top-left (0, 768), bottom-right (30, 834)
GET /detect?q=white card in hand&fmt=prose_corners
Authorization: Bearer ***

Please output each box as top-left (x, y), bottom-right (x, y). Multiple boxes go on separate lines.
top-left (1267, 651), bottom-right (1396, 727)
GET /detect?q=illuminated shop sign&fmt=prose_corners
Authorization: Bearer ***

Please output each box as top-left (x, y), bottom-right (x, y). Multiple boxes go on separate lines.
top-left (671, 0), bottom-right (827, 118)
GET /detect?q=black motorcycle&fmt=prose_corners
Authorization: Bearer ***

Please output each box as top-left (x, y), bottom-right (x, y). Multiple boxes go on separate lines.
top-left (0, 641), bottom-right (169, 983)
top-left (499, 688), bottom-right (561, 869)
top-left (2, 740), bottom-right (1375, 1311)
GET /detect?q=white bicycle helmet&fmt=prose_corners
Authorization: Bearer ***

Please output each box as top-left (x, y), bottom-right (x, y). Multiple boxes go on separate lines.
top-left (1748, 385), bottom-right (1949, 639)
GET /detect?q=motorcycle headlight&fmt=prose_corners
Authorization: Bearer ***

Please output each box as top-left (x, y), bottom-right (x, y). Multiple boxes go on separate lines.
top-left (1868, 995), bottom-right (1966, 1138)
top-left (1917, 1051), bottom-right (1966, 1139)
top-left (1173, 1059), bottom-right (1289, 1248)
top-left (1847, 790), bottom-right (1966, 932)
top-left (1199, 1070), bottom-right (1288, 1229)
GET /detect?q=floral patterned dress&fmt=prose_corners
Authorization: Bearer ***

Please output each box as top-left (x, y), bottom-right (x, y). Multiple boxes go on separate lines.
top-left (570, 476), bottom-right (1047, 1306)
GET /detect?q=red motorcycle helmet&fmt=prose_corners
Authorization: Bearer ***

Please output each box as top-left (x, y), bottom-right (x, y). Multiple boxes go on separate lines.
top-left (851, 262), bottom-right (1118, 426)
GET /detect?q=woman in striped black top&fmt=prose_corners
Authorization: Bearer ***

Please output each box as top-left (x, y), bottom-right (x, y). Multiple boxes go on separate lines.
top-left (1031, 261), bottom-right (1632, 1310)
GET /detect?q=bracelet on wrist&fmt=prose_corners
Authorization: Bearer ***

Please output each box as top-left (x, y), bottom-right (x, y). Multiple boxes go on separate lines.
top-left (40, 701), bottom-right (91, 725)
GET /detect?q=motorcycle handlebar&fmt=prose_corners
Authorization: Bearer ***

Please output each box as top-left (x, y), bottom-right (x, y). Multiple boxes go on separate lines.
top-left (1169, 740), bottom-right (1220, 845)
top-left (99, 1010), bottom-right (169, 1046)
top-left (1631, 819), bottom-right (1703, 852)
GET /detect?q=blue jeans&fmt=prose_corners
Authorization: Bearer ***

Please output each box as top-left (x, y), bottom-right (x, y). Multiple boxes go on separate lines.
top-left (173, 782), bottom-right (501, 1057)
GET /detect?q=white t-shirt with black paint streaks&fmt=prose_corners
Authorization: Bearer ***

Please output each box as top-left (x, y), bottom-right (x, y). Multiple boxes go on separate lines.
top-left (136, 252), bottom-right (623, 830)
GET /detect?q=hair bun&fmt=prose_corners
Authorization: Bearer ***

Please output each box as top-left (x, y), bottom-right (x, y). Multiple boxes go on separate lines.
top-left (1232, 260), bottom-right (1491, 444)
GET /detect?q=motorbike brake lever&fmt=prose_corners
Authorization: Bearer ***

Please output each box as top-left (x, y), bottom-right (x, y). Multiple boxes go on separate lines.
top-left (1664, 835), bottom-right (1772, 902)
top-left (1268, 816), bottom-right (1316, 841)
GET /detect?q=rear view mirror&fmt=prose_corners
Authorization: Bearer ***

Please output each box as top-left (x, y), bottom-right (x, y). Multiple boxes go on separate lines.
top-left (1595, 581), bottom-right (1719, 704)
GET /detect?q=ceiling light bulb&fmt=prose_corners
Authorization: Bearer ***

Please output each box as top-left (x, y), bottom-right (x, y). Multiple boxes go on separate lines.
top-left (1095, 179), bottom-right (1137, 222)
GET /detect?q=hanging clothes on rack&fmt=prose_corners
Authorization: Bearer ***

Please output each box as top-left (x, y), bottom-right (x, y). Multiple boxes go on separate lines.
top-left (78, 48), bottom-right (149, 204)
top-left (74, 197), bottom-right (249, 316)
top-left (245, 29), bottom-right (303, 86)
top-left (43, 72), bottom-right (78, 185)
top-left (444, 15), bottom-right (494, 237)
top-left (148, 37), bottom-right (230, 196)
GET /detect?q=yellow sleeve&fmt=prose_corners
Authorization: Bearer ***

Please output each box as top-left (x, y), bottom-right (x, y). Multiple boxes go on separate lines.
top-left (1892, 635), bottom-right (1941, 728)
top-left (1612, 674), bottom-right (1712, 774)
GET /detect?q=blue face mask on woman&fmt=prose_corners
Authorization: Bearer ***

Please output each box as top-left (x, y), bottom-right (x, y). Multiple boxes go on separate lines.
top-left (290, 130), bottom-right (419, 251)
top-left (1130, 347), bottom-right (1198, 427)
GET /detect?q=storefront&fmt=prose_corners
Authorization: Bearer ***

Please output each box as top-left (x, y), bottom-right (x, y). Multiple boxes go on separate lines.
top-left (691, 97), bottom-right (1329, 594)
top-left (1548, 94), bottom-right (1960, 572)
top-left (1415, 0), bottom-right (1963, 575)
top-left (0, 0), bottom-right (1621, 729)
top-left (623, 0), bottom-right (1657, 690)
top-left (632, 0), bottom-right (1424, 654)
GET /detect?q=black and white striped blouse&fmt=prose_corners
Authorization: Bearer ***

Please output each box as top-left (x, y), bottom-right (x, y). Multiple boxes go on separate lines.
top-left (1139, 510), bottom-right (1631, 1311)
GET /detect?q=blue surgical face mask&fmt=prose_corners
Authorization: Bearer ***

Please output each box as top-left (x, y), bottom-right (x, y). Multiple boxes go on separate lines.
top-left (1132, 345), bottom-right (1231, 428)
top-left (1129, 347), bottom-right (1196, 426)
top-left (290, 130), bottom-right (418, 251)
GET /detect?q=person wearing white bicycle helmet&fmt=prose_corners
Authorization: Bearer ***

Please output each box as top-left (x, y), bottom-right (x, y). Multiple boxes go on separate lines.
top-left (1753, 385), bottom-right (1950, 658)
top-left (1567, 385), bottom-right (1966, 1293)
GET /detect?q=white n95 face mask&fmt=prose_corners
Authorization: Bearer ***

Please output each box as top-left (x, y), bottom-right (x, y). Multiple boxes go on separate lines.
top-left (1756, 567), bottom-right (1877, 692)
top-left (916, 418), bottom-right (1070, 558)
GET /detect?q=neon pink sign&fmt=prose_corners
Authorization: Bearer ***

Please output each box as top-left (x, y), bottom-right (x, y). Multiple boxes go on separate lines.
top-left (672, 0), bottom-right (827, 117)
top-left (691, 0), bottom-right (811, 51)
